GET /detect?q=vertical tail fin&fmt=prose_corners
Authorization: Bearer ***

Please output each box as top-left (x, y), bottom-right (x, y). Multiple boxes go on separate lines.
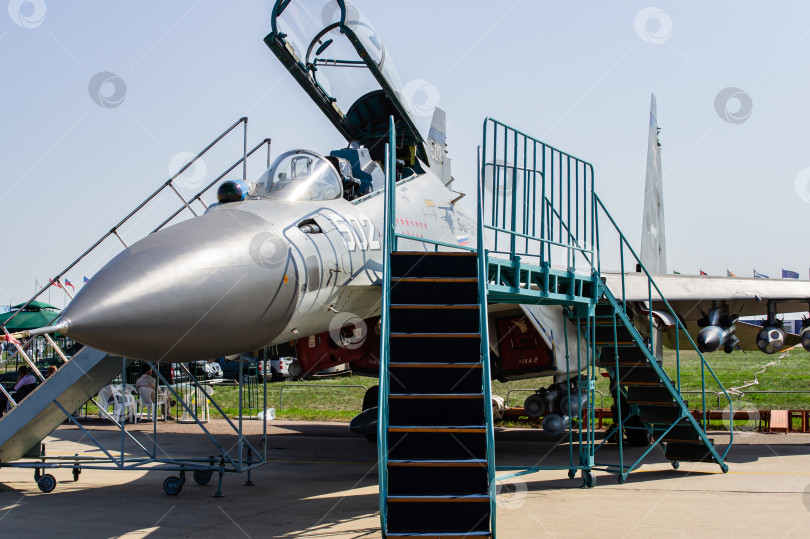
top-left (427, 107), bottom-right (452, 186)
top-left (427, 107), bottom-right (465, 203)
top-left (641, 94), bottom-right (667, 274)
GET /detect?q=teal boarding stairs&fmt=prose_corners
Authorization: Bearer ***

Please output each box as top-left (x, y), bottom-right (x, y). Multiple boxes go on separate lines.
top-left (376, 117), bottom-right (733, 538)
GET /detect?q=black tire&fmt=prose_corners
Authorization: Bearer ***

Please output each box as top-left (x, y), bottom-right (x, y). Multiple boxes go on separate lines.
top-left (72, 467), bottom-right (81, 482)
top-left (163, 476), bottom-right (183, 496)
top-left (362, 386), bottom-right (379, 442)
top-left (583, 470), bottom-right (595, 488)
top-left (193, 469), bottom-right (214, 485)
top-left (37, 474), bottom-right (56, 493)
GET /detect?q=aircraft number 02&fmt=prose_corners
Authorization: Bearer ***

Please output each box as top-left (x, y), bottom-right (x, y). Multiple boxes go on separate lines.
top-left (332, 213), bottom-right (381, 251)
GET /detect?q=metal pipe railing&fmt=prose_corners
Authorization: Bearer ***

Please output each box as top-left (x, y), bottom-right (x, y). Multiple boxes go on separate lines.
top-left (593, 193), bottom-right (734, 460)
top-left (376, 116), bottom-right (396, 534)
top-left (3, 118), bottom-right (258, 330)
top-left (477, 146), bottom-right (497, 535)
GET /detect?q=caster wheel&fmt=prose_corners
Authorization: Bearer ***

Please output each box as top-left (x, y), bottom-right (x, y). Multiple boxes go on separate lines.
top-left (72, 467), bottom-right (81, 482)
top-left (163, 476), bottom-right (184, 496)
top-left (721, 464), bottom-right (729, 473)
top-left (194, 469), bottom-right (214, 485)
top-left (568, 469), bottom-right (576, 480)
top-left (671, 461), bottom-right (680, 470)
top-left (37, 474), bottom-right (56, 493)
top-left (583, 470), bottom-right (595, 488)
top-left (618, 475), bottom-right (626, 484)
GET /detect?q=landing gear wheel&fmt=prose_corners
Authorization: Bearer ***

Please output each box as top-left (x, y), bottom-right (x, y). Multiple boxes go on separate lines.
top-left (361, 386), bottom-right (379, 442)
top-left (72, 467), bottom-right (81, 482)
top-left (37, 474), bottom-right (56, 493)
top-left (194, 469), bottom-right (214, 485)
top-left (568, 469), bottom-right (576, 480)
top-left (163, 476), bottom-right (184, 496)
top-left (624, 416), bottom-right (653, 447)
top-left (582, 470), bottom-right (595, 488)
top-left (671, 461), bottom-right (680, 470)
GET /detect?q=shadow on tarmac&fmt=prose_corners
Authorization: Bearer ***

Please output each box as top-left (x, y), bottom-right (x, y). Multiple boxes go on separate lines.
top-left (0, 422), bottom-right (795, 537)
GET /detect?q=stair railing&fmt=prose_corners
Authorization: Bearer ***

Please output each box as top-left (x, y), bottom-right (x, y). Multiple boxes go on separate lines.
top-left (377, 116), bottom-right (396, 534)
top-left (2, 118), bottom-right (270, 334)
top-left (480, 118), bottom-right (595, 272)
top-left (476, 147), bottom-right (497, 535)
top-left (593, 193), bottom-right (734, 459)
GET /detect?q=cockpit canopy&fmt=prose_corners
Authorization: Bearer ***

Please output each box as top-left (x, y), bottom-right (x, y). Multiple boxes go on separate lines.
top-left (250, 150), bottom-right (342, 202)
top-left (266, 0), bottom-right (427, 165)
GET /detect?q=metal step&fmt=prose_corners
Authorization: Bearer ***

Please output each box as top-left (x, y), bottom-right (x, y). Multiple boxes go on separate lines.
top-left (391, 251), bottom-right (477, 279)
top-left (390, 332), bottom-right (480, 339)
top-left (389, 365), bottom-right (484, 397)
top-left (387, 533), bottom-right (491, 538)
top-left (391, 307), bottom-right (480, 334)
top-left (626, 386), bottom-right (676, 406)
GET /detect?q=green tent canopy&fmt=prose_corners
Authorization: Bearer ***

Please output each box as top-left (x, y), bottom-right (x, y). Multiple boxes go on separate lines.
top-left (1, 301), bottom-right (61, 331)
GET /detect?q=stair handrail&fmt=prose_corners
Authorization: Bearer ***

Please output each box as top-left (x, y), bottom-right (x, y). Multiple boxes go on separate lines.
top-left (3, 118), bottom-right (270, 330)
top-left (477, 146), bottom-right (497, 536)
top-left (480, 117), bottom-right (595, 273)
top-left (593, 193), bottom-right (734, 457)
top-left (377, 115), bottom-right (396, 534)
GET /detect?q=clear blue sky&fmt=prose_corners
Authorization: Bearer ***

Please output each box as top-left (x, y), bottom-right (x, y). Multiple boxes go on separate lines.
top-left (2, 1), bottom-right (810, 307)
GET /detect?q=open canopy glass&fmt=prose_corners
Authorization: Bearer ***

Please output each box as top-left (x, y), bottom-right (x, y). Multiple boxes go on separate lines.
top-left (266, 0), bottom-right (427, 164)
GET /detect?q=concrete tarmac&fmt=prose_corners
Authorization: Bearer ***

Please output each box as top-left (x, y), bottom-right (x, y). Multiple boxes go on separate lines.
top-left (1, 420), bottom-right (810, 538)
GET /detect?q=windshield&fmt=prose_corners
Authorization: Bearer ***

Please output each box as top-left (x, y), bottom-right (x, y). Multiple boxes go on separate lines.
top-left (250, 150), bottom-right (342, 202)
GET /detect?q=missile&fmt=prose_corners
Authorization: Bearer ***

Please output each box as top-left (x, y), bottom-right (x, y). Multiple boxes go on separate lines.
top-left (56, 206), bottom-right (299, 362)
top-left (696, 307), bottom-right (739, 354)
top-left (697, 325), bottom-right (736, 353)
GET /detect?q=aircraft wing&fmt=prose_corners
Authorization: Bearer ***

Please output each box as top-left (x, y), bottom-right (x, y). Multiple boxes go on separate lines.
top-left (602, 272), bottom-right (810, 321)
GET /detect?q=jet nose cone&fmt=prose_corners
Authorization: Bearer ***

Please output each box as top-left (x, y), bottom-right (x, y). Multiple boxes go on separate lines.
top-left (61, 208), bottom-right (298, 361)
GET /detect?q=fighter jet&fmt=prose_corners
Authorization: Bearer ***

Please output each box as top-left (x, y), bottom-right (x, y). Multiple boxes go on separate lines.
top-left (26, 1), bottom-right (810, 435)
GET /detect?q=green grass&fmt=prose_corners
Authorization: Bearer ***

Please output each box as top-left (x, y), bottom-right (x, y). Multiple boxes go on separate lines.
top-left (198, 347), bottom-right (810, 422)
top-left (38, 346), bottom-right (810, 424)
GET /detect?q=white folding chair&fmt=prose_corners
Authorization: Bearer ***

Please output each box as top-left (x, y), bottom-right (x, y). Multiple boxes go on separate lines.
top-left (98, 385), bottom-right (122, 421)
top-left (137, 386), bottom-right (165, 421)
